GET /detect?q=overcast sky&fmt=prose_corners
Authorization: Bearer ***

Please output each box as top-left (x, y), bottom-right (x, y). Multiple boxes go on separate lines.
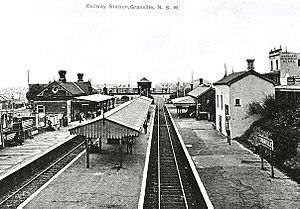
top-left (1, 0), bottom-right (300, 87)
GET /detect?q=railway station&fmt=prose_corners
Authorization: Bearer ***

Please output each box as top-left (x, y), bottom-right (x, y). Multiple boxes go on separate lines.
top-left (0, 96), bottom-right (299, 208)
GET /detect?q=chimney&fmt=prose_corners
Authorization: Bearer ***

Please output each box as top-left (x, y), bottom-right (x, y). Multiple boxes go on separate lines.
top-left (246, 59), bottom-right (255, 71)
top-left (58, 70), bottom-right (67, 82)
top-left (77, 73), bottom-right (84, 82)
top-left (199, 78), bottom-right (203, 85)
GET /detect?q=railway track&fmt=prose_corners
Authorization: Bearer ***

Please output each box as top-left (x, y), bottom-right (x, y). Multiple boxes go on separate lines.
top-left (0, 137), bottom-right (85, 208)
top-left (143, 98), bottom-right (207, 208)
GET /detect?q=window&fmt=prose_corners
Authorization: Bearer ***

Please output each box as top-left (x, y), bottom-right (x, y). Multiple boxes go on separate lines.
top-left (276, 60), bottom-right (279, 69)
top-left (225, 104), bottom-right (229, 115)
top-left (235, 99), bottom-right (241, 106)
top-left (217, 95), bottom-right (219, 108)
top-left (298, 59), bottom-right (300, 67)
top-left (220, 95), bottom-right (223, 110)
top-left (271, 60), bottom-right (273, 71)
top-left (37, 105), bottom-right (45, 113)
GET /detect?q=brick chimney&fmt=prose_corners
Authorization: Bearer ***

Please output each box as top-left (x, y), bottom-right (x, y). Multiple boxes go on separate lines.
top-left (246, 59), bottom-right (255, 71)
top-left (199, 78), bottom-right (203, 85)
top-left (58, 70), bottom-right (67, 82)
top-left (77, 73), bottom-right (84, 82)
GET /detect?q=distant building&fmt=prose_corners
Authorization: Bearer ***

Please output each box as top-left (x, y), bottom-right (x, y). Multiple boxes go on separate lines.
top-left (213, 59), bottom-right (275, 138)
top-left (0, 95), bottom-right (9, 109)
top-left (137, 77), bottom-right (152, 97)
top-left (268, 46), bottom-right (300, 85)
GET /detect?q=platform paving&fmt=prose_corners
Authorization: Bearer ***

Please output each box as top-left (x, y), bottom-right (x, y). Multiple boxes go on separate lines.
top-left (0, 121), bottom-right (80, 181)
top-left (22, 105), bottom-right (155, 208)
top-left (168, 105), bottom-right (300, 209)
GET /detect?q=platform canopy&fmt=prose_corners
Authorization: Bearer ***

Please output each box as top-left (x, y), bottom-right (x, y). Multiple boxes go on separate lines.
top-left (69, 96), bottom-right (152, 139)
top-left (187, 85), bottom-right (212, 99)
top-left (74, 94), bottom-right (114, 102)
top-left (171, 96), bottom-right (196, 107)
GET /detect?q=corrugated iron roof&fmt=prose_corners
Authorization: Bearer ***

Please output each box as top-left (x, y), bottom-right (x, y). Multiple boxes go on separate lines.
top-left (69, 96), bottom-right (152, 139)
top-left (172, 96), bottom-right (195, 106)
top-left (74, 94), bottom-right (114, 102)
top-left (187, 85), bottom-right (212, 98)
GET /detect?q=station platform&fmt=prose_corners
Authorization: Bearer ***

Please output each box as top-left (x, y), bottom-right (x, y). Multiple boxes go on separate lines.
top-left (20, 105), bottom-right (155, 208)
top-left (167, 105), bottom-right (300, 209)
top-left (0, 121), bottom-right (81, 182)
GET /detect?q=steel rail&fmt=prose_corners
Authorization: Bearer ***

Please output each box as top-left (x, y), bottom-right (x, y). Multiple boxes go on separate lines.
top-left (0, 140), bottom-right (85, 207)
top-left (161, 104), bottom-right (189, 208)
top-left (157, 103), bottom-right (161, 209)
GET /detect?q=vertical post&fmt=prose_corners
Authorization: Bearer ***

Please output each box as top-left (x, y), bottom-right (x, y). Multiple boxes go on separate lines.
top-left (260, 145), bottom-right (264, 170)
top-left (98, 137), bottom-right (102, 151)
top-left (85, 137), bottom-right (90, 168)
top-left (270, 150), bottom-right (274, 178)
top-left (119, 138), bottom-right (123, 168)
top-left (126, 137), bottom-right (129, 154)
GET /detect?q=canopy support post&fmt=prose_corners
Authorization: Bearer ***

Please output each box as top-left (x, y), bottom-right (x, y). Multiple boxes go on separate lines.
top-left (126, 137), bottom-right (129, 154)
top-left (119, 138), bottom-right (123, 168)
top-left (84, 136), bottom-right (90, 168)
top-left (98, 137), bottom-right (102, 151)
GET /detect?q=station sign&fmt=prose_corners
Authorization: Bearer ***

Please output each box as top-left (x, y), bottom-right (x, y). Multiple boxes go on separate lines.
top-left (258, 135), bottom-right (274, 151)
top-left (258, 135), bottom-right (274, 178)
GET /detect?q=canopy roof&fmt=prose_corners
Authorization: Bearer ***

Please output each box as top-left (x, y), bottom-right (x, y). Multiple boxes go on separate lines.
top-left (69, 96), bottom-right (152, 139)
top-left (74, 94), bottom-right (114, 102)
top-left (172, 96), bottom-right (196, 106)
top-left (187, 85), bottom-right (212, 98)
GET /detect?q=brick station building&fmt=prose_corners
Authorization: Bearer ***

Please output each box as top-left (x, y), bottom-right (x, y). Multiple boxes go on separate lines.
top-left (27, 70), bottom-right (99, 128)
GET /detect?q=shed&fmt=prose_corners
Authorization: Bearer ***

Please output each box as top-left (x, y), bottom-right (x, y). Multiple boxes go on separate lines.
top-left (187, 85), bottom-right (215, 121)
top-left (171, 96), bottom-right (196, 115)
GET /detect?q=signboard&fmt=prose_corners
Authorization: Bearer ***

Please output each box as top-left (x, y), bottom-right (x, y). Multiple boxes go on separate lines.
top-left (258, 135), bottom-right (274, 178)
top-left (258, 135), bottom-right (274, 151)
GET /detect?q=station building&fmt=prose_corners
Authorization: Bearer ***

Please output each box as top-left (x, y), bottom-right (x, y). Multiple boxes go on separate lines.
top-left (27, 71), bottom-right (114, 129)
top-left (213, 60), bottom-right (275, 139)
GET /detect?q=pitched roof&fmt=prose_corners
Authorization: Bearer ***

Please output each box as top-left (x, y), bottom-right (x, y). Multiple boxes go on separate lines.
top-left (0, 95), bottom-right (9, 101)
top-left (69, 96), bottom-right (152, 139)
top-left (35, 80), bottom-right (97, 97)
top-left (187, 85), bottom-right (212, 98)
top-left (74, 94), bottom-right (114, 102)
top-left (138, 77), bottom-right (151, 83)
top-left (75, 82), bottom-right (98, 94)
top-left (172, 96), bottom-right (195, 106)
top-left (58, 82), bottom-right (86, 95)
top-left (213, 70), bottom-right (276, 86)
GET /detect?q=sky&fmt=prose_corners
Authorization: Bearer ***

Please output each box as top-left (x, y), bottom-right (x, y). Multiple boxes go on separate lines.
top-left (1, 0), bottom-right (300, 87)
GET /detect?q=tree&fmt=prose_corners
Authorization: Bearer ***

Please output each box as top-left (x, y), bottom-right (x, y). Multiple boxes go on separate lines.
top-left (26, 84), bottom-right (43, 101)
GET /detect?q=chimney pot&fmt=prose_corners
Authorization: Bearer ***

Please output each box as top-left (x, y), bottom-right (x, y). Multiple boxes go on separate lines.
top-left (58, 70), bottom-right (67, 82)
top-left (199, 78), bottom-right (203, 85)
top-left (77, 73), bottom-right (84, 82)
top-left (246, 59), bottom-right (255, 71)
